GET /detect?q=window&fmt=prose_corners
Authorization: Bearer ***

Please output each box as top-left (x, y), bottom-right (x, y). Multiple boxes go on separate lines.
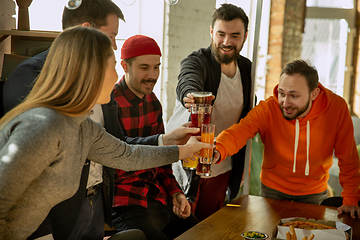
top-left (302, 19), bottom-right (348, 96)
top-left (306, 0), bottom-right (353, 9)
top-left (303, 3), bottom-right (355, 101)
top-left (19, 0), bottom-right (164, 97)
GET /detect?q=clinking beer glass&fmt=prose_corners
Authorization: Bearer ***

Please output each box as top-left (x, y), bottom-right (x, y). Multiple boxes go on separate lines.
top-left (190, 104), bottom-right (212, 129)
top-left (182, 104), bottom-right (212, 170)
top-left (192, 91), bottom-right (212, 104)
top-left (196, 123), bottom-right (215, 176)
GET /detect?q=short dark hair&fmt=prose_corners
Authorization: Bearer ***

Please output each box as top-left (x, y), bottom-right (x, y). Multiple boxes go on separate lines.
top-left (62, 0), bottom-right (125, 30)
top-left (281, 60), bottom-right (319, 92)
top-left (211, 3), bottom-right (249, 32)
top-left (124, 58), bottom-right (135, 67)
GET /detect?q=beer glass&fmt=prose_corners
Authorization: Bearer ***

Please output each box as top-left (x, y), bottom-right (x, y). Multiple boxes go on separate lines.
top-left (183, 104), bottom-right (212, 170)
top-left (192, 91), bottom-right (212, 104)
top-left (196, 124), bottom-right (215, 176)
top-left (196, 160), bottom-right (212, 176)
top-left (190, 104), bottom-right (212, 131)
top-left (182, 156), bottom-right (198, 170)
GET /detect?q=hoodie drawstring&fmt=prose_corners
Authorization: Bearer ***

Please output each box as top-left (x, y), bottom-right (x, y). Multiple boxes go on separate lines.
top-left (305, 121), bottom-right (310, 175)
top-left (293, 119), bottom-right (310, 176)
top-left (293, 120), bottom-right (299, 173)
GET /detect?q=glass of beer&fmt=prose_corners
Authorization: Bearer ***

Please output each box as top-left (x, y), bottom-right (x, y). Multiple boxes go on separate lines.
top-left (199, 124), bottom-right (215, 164)
top-left (192, 92), bottom-right (212, 104)
top-left (183, 156), bottom-right (198, 170)
top-left (190, 104), bottom-right (212, 133)
top-left (183, 104), bottom-right (212, 170)
top-left (196, 160), bottom-right (212, 176)
top-left (196, 124), bottom-right (215, 176)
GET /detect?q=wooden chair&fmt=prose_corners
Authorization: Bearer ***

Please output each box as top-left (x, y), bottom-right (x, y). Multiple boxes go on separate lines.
top-left (0, 53), bottom-right (29, 117)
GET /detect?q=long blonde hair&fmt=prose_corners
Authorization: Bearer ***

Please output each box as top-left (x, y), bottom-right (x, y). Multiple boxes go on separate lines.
top-left (0, 26), bottom-right (113, 129)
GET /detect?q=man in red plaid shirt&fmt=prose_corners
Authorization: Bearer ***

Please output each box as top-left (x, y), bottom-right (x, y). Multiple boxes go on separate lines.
top-left (112, 35), bottom-right (199, 240)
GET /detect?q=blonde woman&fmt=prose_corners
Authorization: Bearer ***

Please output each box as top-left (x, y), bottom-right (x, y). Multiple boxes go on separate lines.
top-left (0, 26), bottom-right (210, 240)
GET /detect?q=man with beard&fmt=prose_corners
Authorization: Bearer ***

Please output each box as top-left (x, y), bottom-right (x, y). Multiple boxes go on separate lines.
top-left (215, 59), bottom-right (360, 218)
top-left (111, 35), bottom-right (199, 240)
top-left (166, 3), bottom-right (253, 221)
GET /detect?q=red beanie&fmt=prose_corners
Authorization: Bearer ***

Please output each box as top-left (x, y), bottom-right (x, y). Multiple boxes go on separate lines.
top-left (121, 35), bottom-right (162, 59)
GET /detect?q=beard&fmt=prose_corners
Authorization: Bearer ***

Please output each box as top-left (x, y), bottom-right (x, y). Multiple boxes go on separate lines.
top-left (280, 98), bottom-right (310, 120)
top-left (128, 69), bottom-right (157, 96)
top-left (211, 39), bottom-right (242, 65)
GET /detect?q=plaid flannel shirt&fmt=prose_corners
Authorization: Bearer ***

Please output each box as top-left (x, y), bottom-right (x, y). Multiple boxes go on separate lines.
top-left (113, 77), bottom-right (182, 208)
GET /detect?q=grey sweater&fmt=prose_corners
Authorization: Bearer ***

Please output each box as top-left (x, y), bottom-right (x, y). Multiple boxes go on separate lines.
top-left (0, 107), bottom-right (178, 240)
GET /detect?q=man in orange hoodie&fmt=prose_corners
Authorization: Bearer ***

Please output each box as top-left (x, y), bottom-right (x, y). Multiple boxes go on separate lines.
top-left (215, 59), bottom-right (360, 218)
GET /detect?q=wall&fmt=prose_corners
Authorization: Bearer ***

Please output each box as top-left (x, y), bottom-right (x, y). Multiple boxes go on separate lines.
top-left (0, 0), bottom-right (16, 78)
top-left (266, 0), bottom-right (306, 98)
top-left (282, 0), bottom-right (305, 66)
top-left (162, 0), bottom-right (216, 122)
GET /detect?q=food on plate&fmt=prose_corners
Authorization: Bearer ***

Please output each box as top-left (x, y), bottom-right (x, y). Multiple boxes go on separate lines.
top-left (241, 230), bottom-right (268, 239)
top-left (304, 234), bottom-right (315, 240)
top-left (282, 220), bottom-right (336, 230)
top-left (286, 228), bottom-right (315, 240)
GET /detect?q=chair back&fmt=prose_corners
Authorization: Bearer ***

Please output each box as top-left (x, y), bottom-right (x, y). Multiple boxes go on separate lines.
top-left (320, 197), bottom-right (360, 208)
top-left (1, 54), bottom-right (29, 82)
top-left (0, 80), bottom-right (4, 117)
top-left (320, 196), bottom-right (343, 207)
top-left (0, 54), bottom-right (29, 117)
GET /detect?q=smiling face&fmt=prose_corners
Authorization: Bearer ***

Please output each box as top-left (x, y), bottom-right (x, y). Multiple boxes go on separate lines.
top-left (210, 18), bottom-right (248, 65)
top-left (97, 53), bottom-right (118, 104)
top-left (277, 73), bottom-right (319, 120)
top-left (121, 54), bottom-right (161, 98)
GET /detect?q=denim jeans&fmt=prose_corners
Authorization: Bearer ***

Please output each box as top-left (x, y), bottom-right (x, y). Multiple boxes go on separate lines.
top-left (260, 183), bottom-right (328, 205)
top-left (66, 186), bottom-right (104, 240)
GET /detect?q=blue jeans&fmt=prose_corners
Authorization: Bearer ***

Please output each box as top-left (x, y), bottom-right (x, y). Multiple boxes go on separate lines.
top-left (67, 187), bottom-right (104, 240)
top-left (260, 183), bottom-right (328, 205)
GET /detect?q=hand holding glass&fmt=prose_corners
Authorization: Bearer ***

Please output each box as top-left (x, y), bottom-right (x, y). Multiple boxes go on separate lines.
top-left (183, 155), bottom-right (198, 170)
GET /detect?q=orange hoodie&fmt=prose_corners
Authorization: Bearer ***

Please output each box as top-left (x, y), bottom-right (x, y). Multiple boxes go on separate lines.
top-left (216, 84), bottom-right (360, 206)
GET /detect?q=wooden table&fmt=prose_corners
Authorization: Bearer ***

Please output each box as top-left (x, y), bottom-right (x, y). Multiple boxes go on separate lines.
top-left (175, 195), bottom-right (360, 240)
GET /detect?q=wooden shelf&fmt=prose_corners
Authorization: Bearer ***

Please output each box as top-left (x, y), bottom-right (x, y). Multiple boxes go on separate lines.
top-left (0, 29), bottom-right (60, 43)
top-left (0, 29), bottom-right (60, 57)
